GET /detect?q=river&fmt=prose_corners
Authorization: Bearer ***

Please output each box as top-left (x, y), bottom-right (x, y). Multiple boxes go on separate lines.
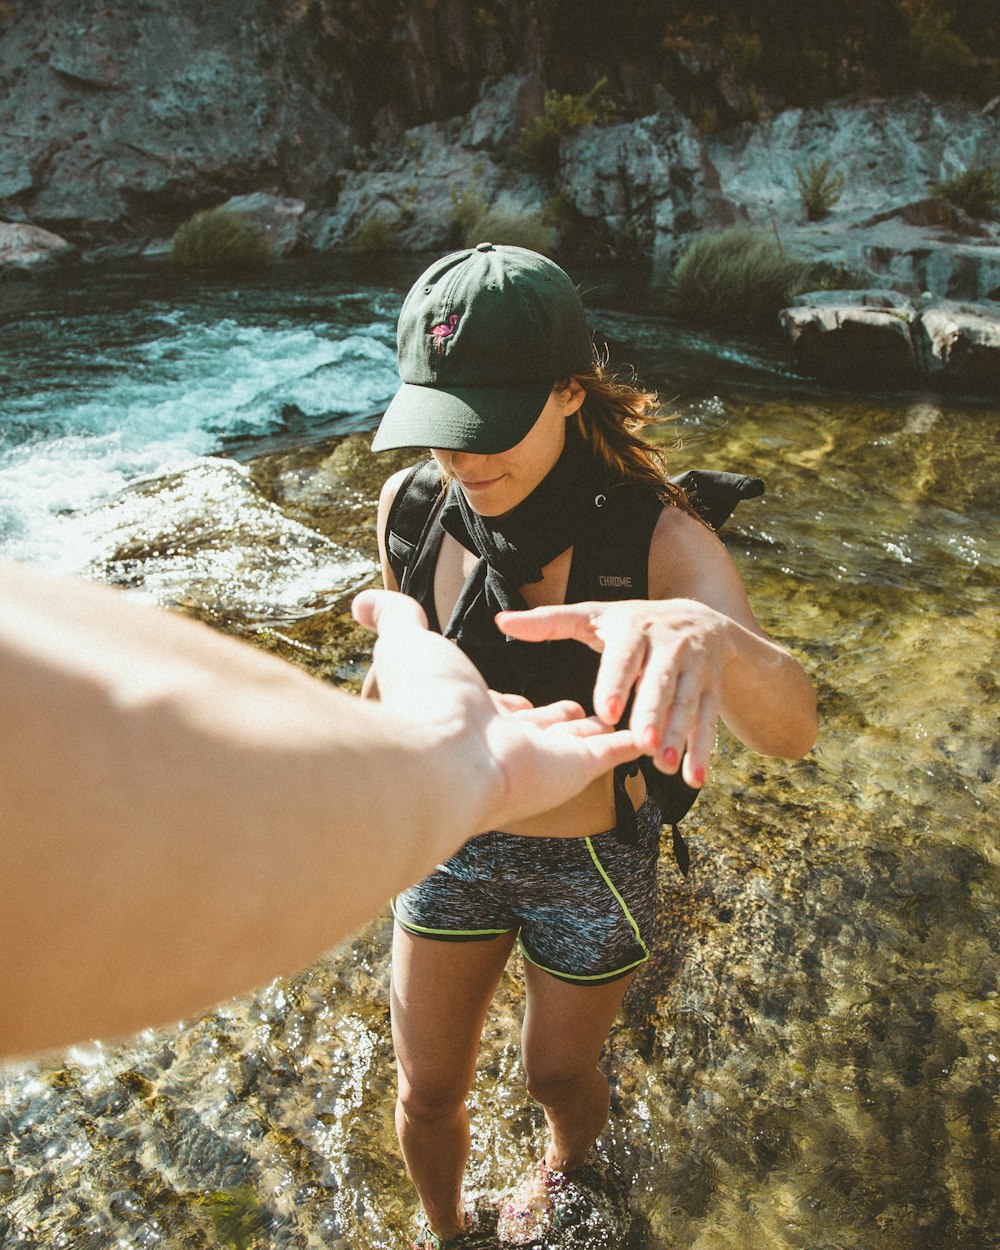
top-left (1, 256), bottom-right (997, 1250)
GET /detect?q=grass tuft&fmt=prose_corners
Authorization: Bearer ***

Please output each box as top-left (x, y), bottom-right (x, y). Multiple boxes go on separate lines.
top-left (463, 207), bottom-right (555, 254)
top-left (170, 208), bottom-right (271, 271)
top-left (930, 159), bottom-right (1000, 219)
top-left (665, 226), bottom-right (810, 332)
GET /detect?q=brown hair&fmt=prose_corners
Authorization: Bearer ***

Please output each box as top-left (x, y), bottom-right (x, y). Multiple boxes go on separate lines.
top-left (561, 362), bottom-right (699, 517)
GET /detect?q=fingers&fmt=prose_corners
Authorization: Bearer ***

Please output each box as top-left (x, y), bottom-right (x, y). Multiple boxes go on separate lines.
top-left (591, 619), bottom-right (652, 729)
top-left (680, 691), bottom-right (719, 788)
top-left (490, 691), bottom-right (534, 714)
top-left (352, 587), bottom-right (428, 633)
top-left (509, 699), bottom-right (586, 729)
top-left (495, 603), bottom-right (604, 649)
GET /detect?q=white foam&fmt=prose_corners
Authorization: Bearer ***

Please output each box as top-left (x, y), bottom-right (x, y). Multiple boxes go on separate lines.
top-left (0, 315), bottom-right (398, 574)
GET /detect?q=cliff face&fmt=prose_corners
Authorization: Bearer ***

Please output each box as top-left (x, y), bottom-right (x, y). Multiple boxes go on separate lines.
top-left (0, 0), bottom-right (560, 241)
top-left (2, 0), bottom-right (999, 322)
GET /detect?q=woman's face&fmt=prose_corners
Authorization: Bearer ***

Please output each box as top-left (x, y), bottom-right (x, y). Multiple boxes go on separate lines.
top-left (432, 383), bottom-right (584, 517)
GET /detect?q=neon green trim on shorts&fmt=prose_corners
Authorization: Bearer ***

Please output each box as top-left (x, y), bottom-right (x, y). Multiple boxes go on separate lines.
top-left (390, 897), bottom-right (512, 939)
top-left (518, 937), bottom-right (649, 982)
top-left (585, 836), bottom-right (649, 956)
top-left (516, 837), bottom-right (651, 982)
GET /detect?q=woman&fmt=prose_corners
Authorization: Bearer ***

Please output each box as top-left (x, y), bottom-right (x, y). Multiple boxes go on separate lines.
top-left (366, 243), bottom-right (817, 1248)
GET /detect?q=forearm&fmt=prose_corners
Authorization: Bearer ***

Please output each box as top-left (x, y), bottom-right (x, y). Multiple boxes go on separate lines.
top-left (717, 616), bottom-right (818, 759)
top-left (0, 566), bottom-right (484, 1055)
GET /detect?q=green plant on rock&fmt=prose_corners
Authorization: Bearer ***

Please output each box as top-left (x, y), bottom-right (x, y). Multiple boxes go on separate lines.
top-left (901, 1), bottom-right (975, 94)
top-left (350, 209), bottom-right (397, 253)
top-left (516, 77), bottom-right (610, 177)
top-left (448, 181), bottom-right (488, 243)
top-left (806, 260), bottom-right (869, 292)
top-left (464, 207), bottom-right (554, 255)
top-left (170, 208), bottom-right (271, 271)
top-left (795, 159), bottom-right (846, 222)
top-left (195, 1186), bottom-right (268, 1250)
top-left (930, 159), bottom-right (1000, 219)
top-left (665, 225), bottom-right (810, 333)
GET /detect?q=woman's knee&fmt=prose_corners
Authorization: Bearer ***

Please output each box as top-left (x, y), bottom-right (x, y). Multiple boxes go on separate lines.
top-left (523, 1060), bottom-right (601, 1108)
top-left (397, 1069), bottom-right (470, 1124)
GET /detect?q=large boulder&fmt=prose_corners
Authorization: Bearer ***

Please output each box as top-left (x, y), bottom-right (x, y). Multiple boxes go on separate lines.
top-left (0, 221), bottom-right (76, 274)
top-left (701, 96), bottom-right (1000, 301)
top-left (705, 96), bottom-right (1000, 231)
top-left (913, 300), bottom-right (1000, 387)
top-left (781, 290), bottom-right (1000, 392)
top-left (219, 193), bottom-right (306, 258)
top-left (560, 93), bottom-right (741, 268)
top-left (780, 291), bottom-right (921, 384)
top-left (305, 75), bottom-right (548, 255)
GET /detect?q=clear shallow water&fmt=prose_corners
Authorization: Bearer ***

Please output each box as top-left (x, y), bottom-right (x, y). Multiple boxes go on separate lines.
top-left (0, 259), bottom-right (997, 1250)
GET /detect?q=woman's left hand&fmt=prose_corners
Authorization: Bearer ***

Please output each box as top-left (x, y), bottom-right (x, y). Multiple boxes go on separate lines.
top-left (497, 598), bottom-right (736, 790)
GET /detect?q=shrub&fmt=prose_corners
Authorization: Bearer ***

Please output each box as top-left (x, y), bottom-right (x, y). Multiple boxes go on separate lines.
top-left (665, 226), bottom-right (810, 332)
top-left (796, 159), bottom-right (846, 221)
top-left (806, 260), bottom-right (870, 292)
top-left (724, 32), bottom-right (763, 82)
top-left (516, 78), bottom-right (610, 177)
top-left (900, 2), bottom-right (975, 94)
top-left (930, 159), bottom-right (1000, 219)
top-left (170, 207), bottom-right (271, 270)
top-left (463, 207), bottom-right (554, 255)
top-left (448, 182), bottom-right (488, 242)
top-left (350, 210), bottom-right (397, 253)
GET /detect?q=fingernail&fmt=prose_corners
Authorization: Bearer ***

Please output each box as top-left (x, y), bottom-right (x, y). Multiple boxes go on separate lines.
top-left (694, 766), bottom-right (706, 786)
top-left (643, 725), bottom-right (659, 750)
top-left (605, 695), bottom-right (622, 723)
top-left (662, 747), bottom-right (678, 770)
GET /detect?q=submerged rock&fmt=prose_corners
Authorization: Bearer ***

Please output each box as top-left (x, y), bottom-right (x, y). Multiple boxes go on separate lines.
top-left (80, 457), bottom-right (375, 627)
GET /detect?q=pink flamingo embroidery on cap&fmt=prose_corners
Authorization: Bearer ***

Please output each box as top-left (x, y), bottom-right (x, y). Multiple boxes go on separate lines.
top-left (429, 313), bottom-right (459, 350)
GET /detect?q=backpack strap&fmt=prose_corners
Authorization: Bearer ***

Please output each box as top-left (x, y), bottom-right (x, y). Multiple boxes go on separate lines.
top-left (384, 459), bottom-right (446, 591)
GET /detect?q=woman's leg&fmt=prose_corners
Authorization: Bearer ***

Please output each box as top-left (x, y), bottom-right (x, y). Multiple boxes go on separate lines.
top-left (519, 961), bottom-right (633, 1172)
top-left (391, 922), bottom-right (517, 1238)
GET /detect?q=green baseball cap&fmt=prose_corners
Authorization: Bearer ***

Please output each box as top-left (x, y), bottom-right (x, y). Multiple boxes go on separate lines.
top-left (371, 243), bottom-right (594, 454)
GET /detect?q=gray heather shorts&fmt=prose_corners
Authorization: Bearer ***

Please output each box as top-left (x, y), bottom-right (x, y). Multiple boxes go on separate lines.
top-left (391, 796), bottom-right (662, 984)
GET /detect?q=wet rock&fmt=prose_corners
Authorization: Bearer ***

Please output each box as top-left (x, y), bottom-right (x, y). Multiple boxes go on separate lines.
top-left (219, 192), bottom-right (307, 258)
top-left (913, 300), bottom-right (1000, 387)
top-left (781, 290), bottom-right (1000, 391)
top-left (560, 93), bottom-right (742, 268)
top-left (0, 221), bottom-right (76, 274)
top-left (79, 457), bottom-right (374, 627)
top-left (780, 291), bottom-right (921, 384)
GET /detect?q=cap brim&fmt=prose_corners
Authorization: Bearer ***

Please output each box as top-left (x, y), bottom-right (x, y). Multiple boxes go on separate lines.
top-left (371, 380), bottom-right (554, 454)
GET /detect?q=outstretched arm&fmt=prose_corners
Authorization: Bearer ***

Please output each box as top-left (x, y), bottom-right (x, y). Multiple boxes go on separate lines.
top-left (497, 506), bottom-right (817, 790)
top-left (0, 564), bottom-right (638, 1058)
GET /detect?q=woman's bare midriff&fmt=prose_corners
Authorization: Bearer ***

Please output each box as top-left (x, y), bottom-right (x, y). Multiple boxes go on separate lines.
top-left (434, 534), bottom-right (648, 840)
